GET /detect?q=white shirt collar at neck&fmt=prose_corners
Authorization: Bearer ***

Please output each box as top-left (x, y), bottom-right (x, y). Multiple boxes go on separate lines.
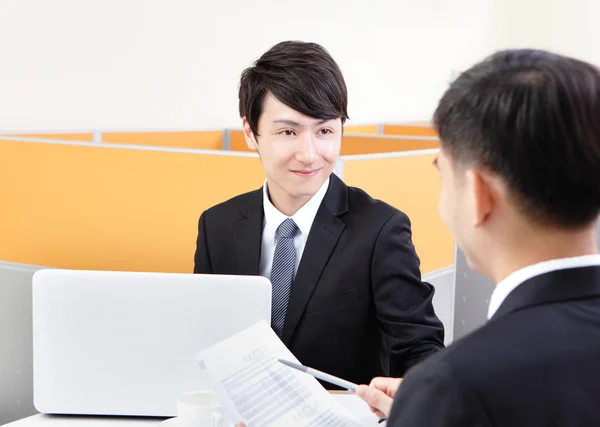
top-left (487, 254), bottom-right (600, 319)
top-left (262, 177), bottom-right (330, 242)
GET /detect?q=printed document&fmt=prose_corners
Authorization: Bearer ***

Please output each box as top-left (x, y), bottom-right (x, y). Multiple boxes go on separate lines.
top-left (195, 321), bottom-right (364, 427)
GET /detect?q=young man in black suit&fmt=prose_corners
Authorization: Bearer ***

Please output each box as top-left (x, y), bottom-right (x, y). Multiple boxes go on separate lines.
top-left (194, 41), bottom-right (444, 387)
top-left (357, 49), bottom-right (600, 426)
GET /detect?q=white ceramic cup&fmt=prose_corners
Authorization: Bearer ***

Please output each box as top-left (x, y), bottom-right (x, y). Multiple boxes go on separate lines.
top-left (176, 391), bottom-right (233, 427)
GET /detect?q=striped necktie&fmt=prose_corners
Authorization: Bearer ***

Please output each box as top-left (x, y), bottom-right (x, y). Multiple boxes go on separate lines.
top-left (270, 218), bottom-right (299, 338)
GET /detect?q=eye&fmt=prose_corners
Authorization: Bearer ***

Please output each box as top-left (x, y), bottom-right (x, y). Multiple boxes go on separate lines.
top-left (279, 129), bottom-right (295, 136)
top-left (319, 128), bottom-right (333, 135)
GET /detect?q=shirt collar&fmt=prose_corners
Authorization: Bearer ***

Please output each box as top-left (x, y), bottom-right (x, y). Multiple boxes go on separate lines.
top-left (262, 178), bottom-right (330, 242)
top-left (487, 254), bottom-right (600, 319)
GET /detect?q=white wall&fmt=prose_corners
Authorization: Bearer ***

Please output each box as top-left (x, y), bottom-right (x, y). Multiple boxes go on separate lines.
top-left (493, 0), bottom-right (600, 65)
top-left (0, 0), bottom-right (497, 132)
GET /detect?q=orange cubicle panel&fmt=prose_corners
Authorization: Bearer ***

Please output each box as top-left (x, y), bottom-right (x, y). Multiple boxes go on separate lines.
top-left (342, 152), bottom-right (453, 273)
top-left (229, 130), bottom-right (253, 152)
top-left (0, 139), bottom-right (263, 272)
top-left (340, 135), bottom-right (439, 155)
top-left (7, 133), bottom-right (95, 142)
top-left (344, 124), bottom-right (379, 134)
top-left (383, 124), bottom-right (438, 137)
top-left (102, 131), bottom-right (223, 150)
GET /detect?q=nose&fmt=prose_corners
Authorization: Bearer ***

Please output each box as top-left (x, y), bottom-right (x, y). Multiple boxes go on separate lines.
top-left (296, 133), bottom-right (317, 164)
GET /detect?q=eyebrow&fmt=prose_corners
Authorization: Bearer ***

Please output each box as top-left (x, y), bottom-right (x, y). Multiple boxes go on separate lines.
top-left (272, 118), bottom-right (334, 128)
top-left (273, 119), bottom-right (301, 127)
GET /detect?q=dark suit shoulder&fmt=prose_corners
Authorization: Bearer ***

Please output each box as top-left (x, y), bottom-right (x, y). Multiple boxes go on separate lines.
top-left (388, 311), bottom-right (559, 426)
top-left (413, 310), bottom-right (556, 390)
top-left (434, 299), bottom-right (600, 383)
top-left (345, 185), bottom-right (409, 225)
top-left (201, 188), bottom-right (261, 223)
top-left (399, 298), bottom-right (600, 426)
top-left (389, 344), bottom-right (492, 427)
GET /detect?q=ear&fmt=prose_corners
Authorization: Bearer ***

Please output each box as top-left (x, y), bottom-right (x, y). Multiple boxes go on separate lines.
top-left (242, 117), bottom-right (259, 151)
top-left (465, 169), bottom-right (494, 228)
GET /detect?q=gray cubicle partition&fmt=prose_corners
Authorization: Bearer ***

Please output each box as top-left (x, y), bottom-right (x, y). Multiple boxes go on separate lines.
top-left (424, 267), bottom-right (455, 345)
top-left (453, 220), bottom-right (600, 341)
top-left (452, 248), bottom-right (495, 340)
top-left (0, 262), bottom-right (40, 425)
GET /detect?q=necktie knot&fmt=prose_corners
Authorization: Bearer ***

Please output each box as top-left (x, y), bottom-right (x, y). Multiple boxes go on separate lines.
top-left (277, 218), bottom-right (298, 239)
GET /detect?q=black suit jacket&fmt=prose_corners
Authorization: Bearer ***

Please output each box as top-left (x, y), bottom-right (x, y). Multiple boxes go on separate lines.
top-left (388, 265), bottom-right (600, 426)
top-left (194, 174), bottom-right (444, 386)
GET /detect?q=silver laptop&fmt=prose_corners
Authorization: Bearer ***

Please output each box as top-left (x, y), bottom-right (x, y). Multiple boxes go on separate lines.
top-left (32, 269), bottom-right (271, 417)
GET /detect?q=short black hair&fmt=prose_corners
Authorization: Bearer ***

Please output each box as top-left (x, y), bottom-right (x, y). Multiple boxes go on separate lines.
top-left (434, 49), bottom-right (600, 229)
top-left (238, 40), bottom-right (349, 137)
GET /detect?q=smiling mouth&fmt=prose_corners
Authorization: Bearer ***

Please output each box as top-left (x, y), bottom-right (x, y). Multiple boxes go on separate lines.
top-left (291, 169), bottom-right (321, 176)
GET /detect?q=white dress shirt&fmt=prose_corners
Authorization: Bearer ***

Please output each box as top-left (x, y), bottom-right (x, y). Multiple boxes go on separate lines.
top-left (487, 254), bottom-right (600, 319)
top-left (259, 178), bottom-right (330, 279)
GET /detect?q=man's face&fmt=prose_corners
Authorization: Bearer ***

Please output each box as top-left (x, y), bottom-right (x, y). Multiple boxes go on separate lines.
top-left (243, 94), bottom-right (342, 203)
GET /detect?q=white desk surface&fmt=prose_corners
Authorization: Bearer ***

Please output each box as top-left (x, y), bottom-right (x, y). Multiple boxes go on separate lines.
top-left (6, 394), bottom-right (381, 426)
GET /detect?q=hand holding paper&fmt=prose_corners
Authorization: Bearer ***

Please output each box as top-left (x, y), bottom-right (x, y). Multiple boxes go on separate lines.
top-left (195, 321), bottom-right (364, 427)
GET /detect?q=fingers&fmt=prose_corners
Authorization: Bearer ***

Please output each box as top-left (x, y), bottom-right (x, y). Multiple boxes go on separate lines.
top-left (369, 376), bottom-right (403, 396)
top-left (356, 384), bottom-right (394, 418)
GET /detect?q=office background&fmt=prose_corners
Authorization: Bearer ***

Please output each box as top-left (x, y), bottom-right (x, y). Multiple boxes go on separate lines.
top-left (1, 0), bottom-right (598, 424)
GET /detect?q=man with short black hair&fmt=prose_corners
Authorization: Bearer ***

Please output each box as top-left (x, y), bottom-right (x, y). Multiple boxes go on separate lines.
top-left (357, 48), bottom-right (600, 426)
top-left (194, 41), bottom-right (444, 387)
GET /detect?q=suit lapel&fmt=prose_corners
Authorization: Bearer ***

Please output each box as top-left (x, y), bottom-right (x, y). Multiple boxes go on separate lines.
top-left (281, 175), bottom-right (349, 346)
top-left (234, 190), bottom-right (263, 275)
top-left (491, 265), bottom-right (600, 320)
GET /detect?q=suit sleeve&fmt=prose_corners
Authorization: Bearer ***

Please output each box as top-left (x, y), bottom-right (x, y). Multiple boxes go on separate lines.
top-left (193, 212), bottom-right (213, 274)
top-left (371, 211), bottom-right (445, 376)
top-left (388, 360), bottom-right (492, 427)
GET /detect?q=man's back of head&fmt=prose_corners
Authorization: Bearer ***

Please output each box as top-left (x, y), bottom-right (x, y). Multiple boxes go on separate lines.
top-left (433, 49), bottom-right (600, 281)
top-left (378, 49), bottom-right (600, 427)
